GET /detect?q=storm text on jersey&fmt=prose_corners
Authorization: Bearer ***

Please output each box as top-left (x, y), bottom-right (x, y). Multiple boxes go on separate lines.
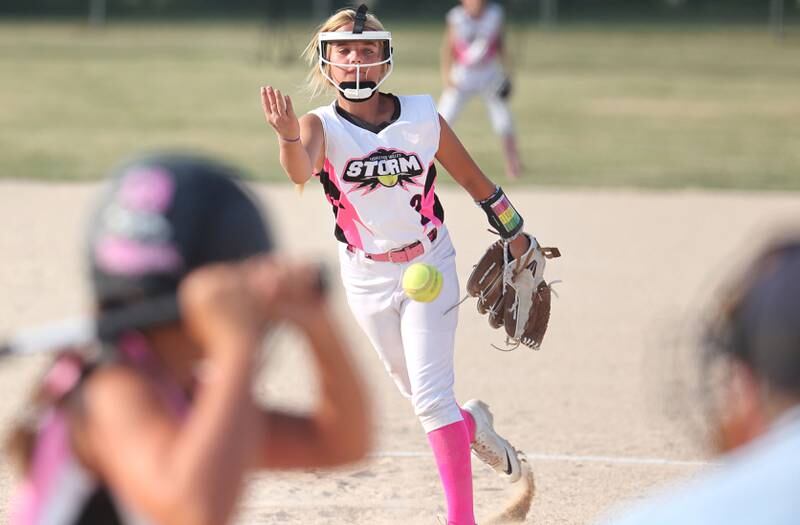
top-left (342, 148), bottom-right (424, 191)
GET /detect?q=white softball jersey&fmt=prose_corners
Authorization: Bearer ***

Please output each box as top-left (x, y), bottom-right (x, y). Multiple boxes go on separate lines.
top-left (447, 3), bottom-right (504, 68)
top-left (310, 94), bottom-right (444, 254)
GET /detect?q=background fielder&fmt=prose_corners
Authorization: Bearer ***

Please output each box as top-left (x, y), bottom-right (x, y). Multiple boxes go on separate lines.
top-left (439, 0), bottom-right (523, 181)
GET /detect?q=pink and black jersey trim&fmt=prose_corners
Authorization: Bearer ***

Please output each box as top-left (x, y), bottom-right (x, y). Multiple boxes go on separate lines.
top-left (412, 163), bottom-right (444, 228)
top-left (315, 160), bottom-right (371, 250)
top-left (452, 36), bottom-right (502, 66)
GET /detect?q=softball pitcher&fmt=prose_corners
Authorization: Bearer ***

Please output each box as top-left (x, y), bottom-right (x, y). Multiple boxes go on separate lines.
top-left (439, 0), bottom-right (522, 180)
top-left (261, 5), bottom-right (534, 523)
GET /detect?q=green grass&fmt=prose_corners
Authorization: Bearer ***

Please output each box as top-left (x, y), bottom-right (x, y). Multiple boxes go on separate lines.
top-left (0, 20), bottom-right (799, 189)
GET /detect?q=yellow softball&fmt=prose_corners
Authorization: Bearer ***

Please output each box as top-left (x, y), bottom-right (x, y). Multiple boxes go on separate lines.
top-left (402, 263), bottom-right (443, 303)
top-left (377, 174), bottom-right (399, 187)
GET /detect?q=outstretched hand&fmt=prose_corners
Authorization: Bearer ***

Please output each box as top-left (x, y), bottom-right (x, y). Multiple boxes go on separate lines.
top-left (260, 86), bottom-right (300, 142)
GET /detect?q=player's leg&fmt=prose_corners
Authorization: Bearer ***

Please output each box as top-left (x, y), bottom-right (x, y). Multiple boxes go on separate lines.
top-left (438, 86), bottom-right (470, 127)
top-left (403, 234), bottom-right (524, 486)
top-left (340, 237), bottom-right (476, 522)
top-left (482, 90), bottom-right (522, 180)
top-left (338, 245), bottom-right (413, 397)
top-left (399, 233), bottom-right (475, 524)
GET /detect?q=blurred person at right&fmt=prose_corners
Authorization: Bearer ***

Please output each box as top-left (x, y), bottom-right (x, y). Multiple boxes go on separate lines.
top-left (602, 235), bottom-right (800, 525)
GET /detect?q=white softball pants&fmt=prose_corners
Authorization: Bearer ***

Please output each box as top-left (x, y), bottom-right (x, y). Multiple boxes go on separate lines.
top-left (338, 227), bottom-right (463, 433)
top-left (438, 61), bottom-right (514, 136)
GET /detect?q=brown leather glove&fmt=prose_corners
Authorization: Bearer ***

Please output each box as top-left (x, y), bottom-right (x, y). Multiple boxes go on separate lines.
top-left (466, 234), bottom-right (560, 349)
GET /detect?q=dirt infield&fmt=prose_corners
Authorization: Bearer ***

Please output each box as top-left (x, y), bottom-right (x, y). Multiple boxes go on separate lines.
top-left (1, 182), bottom-right (798, 524)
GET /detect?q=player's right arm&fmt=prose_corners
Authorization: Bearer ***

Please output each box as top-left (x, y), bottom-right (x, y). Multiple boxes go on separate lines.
top-left (260, 86), bottom-right (325, 184)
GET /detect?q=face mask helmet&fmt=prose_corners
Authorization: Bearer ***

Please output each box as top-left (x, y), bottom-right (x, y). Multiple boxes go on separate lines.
top-left (318, 4), bottom-right (393, 102)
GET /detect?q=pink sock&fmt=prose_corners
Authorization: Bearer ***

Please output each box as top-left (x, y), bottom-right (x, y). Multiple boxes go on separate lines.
top-left (427, 419), bottom-right (475, 525)
top-left (460, 408), bottom-right (476, 443)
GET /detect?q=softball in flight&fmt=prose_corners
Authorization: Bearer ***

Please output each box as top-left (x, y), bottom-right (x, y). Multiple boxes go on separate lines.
top-left (402, 263), bottom-right (443, 303)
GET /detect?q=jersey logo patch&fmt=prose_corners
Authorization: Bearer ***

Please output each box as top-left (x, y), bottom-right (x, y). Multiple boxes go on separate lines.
top-left (342, 149), bottom-right (424, 192)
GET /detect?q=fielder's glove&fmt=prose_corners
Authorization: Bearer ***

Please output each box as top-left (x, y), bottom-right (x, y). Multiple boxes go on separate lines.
top-left (466, 233), bottom-right (560, 350)
top-left (497, 76), bottom-right (512, 100)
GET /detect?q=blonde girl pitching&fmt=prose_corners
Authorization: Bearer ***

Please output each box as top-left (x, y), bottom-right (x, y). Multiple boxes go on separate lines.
top-left (261, 5), bottom-right (536, 523)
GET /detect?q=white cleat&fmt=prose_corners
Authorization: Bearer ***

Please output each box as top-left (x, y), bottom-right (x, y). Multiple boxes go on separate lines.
top-left (462, 399), bottom-right (522, 483)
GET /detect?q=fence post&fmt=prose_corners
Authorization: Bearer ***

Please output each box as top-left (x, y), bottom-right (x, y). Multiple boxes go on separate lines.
top-left (769, 0), bottom-right (785, 40)
top-left (313, 0), bottom-right (332, 20)
top-left (88, 0), bottom-right (106, 26)
top-left (540, 0), bottom-right (558, 29)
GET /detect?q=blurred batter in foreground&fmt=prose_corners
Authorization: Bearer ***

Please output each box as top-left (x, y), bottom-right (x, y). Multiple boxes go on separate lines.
top-left (5, 153), bottom-right (369, 525)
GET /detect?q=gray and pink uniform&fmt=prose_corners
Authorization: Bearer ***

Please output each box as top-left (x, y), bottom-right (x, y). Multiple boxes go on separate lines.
top-left (439, 2), bottom-right (515, 136)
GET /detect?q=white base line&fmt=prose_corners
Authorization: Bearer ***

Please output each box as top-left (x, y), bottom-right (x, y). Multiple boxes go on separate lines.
top-left (371, 450), bottom-right (709, 467)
